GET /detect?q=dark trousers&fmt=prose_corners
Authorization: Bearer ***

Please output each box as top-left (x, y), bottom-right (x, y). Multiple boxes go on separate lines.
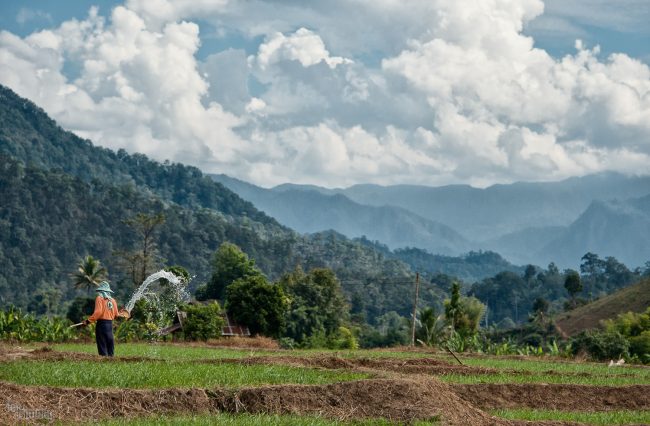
top-left (95, 320), bottom-right (114, 357)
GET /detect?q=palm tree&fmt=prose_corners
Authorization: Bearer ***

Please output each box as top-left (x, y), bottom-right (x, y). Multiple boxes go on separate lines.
top-left (72, 255), bottom-right (108, 294)
top-left (418, 307), bottom-right (446, 346)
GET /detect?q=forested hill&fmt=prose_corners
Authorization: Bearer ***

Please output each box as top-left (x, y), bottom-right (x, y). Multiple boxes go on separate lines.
top-left (0, 154), bottom-right (417, 313)
top-left (0, 85), bottom-right (272, 225)
top-left (0, 86), bottom-right (424, 321)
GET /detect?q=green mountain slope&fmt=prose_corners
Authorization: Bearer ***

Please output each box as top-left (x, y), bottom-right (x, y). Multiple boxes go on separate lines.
top-left (555, 278), bottom-right (650, 336)
top-left (0, 85), bottom-right (271, 224)
top-left (0, 85), bottom-right (425, 322)
top-left (0, 154), bottom-right (297, 308)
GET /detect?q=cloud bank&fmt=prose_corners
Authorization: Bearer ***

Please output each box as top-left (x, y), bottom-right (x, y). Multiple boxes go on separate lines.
top-left (1, 0), bottom-right (649, 187)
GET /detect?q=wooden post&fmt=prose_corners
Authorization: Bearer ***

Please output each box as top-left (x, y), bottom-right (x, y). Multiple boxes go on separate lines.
top-left (410, 272), bottom-right (420, 346)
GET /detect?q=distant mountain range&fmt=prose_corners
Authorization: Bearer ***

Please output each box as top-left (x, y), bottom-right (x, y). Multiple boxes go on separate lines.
top-left (212, 174), bottom-right (650, 269)
top-left (212, 174), bottom-right (470, 256)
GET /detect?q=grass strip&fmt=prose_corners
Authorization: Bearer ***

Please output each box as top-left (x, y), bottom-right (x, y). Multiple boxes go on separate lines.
top-left (456, 356), bottom-right (650, 380)
top-left (0, 360), bottom-right (369, 389)
top-left (491, 408), bottom-right (650, 425)
top-left (51, 343), bottom-right (435, 361)
top-left (52, 343), bottom-right (271, 360)
top-left (439, 371), bottom-right (646, 386)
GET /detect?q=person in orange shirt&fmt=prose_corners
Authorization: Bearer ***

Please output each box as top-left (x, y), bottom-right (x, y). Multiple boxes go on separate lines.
top-left (83, 281), bottom-right (129, 356)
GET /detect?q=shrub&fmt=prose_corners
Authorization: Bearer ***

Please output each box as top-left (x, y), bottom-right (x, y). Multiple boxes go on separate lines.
top-left (629, 331), bottom-right (650, 363)
top-left (522, 333), bottom-right (543, 347)
top-left (571, 330), bottom-right (630, 361)
top-left (182, 302), bottom-right (225, 341)
top-left (328, 326), bottom-right (359, 350)
top-left (114, 319), bottom-right (150, 342)
top-left (226, 276), bottom-right (288, 337)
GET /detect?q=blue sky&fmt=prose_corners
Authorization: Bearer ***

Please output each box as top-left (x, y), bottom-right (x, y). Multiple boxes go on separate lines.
top-left (1, 0), bottom-right (649, 187)
top-left (2, 1), bottom-right (648, 63)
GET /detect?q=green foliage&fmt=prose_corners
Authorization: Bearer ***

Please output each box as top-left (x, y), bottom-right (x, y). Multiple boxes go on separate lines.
top-left (0, 307), bottom-right (75, 342)
top-left (115, 213), bottom-right (166, 287)
top-left (469, 271), bottom-right (527, 325)
top-left (564, 269), bottom-right (582, 299)
top-left (226, 275), bottom-right (289, 337)
top-left (444, 282), bottom-right (485, 338)
top-left (602, 307), bottom-right (650, 363)
top-left (164, 265), bottom-right (190, 284)
top-left (629, 333), bottom-right (650, 363)
top-left (444, 281), bottom-right (462, 330)
top-left (571, 330), bottom-right (630, 361)
top-left (603, 308), bottom-right (650, 337)
top-left (329, 326), bottom-right (359, 350)
top-left (279, 267), bottom-right (348, 345)
top-left (114, 319), bottom-right (150, 342)
top-left (182, 302), bottom-right (225, 341)
top-left (27, 286), bottom-right (64, 316)
top-left (197, 242), bottom-right (263, 301)
top-left (416, 306), bottom-right (447, 346)
top-left (66, 297), bottom-right (95, 323)
top-left (357, 311), bottom-right (410, 348)
top-left (71, 255), bottom-right (108, 293)
top-left (580, 252), bottom-right (637, 297)
top-left (383, 245), bottom-right (523, 283)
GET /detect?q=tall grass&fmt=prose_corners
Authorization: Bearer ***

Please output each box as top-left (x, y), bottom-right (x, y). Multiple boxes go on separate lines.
top-left (0, 360), bottom-right (369, 389)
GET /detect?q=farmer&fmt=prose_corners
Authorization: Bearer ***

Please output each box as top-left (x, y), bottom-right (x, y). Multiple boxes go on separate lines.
top-left (83, 281), bottom-right (129, 356)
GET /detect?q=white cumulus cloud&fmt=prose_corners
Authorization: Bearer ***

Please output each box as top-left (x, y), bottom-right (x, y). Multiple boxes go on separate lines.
top-left (0, 0), bottom-right (649, 188)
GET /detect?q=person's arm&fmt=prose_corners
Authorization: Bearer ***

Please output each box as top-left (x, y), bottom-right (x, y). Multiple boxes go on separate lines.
top-left (85, 297), bottom-right (103, 324)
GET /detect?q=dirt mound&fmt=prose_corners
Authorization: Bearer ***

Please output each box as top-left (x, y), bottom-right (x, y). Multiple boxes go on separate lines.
top-left (0, 378), bottom-right (514, 425)
top-left (216, 377), bottom-right (509, 425)
top-left (205, 336), bottom-right (280, 349)
top-left (224, 355), bottom-right (502, 378)
top-left (0, 346), bottom-right (155, 364)
top-left (453, 383), bottom-right (650, 411)
top-left (0, 381), bottom-right (212, 423)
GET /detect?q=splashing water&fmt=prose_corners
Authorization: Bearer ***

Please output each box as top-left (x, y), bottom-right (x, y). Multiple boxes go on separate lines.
top-left (125, 270), bottom-right (190, 313)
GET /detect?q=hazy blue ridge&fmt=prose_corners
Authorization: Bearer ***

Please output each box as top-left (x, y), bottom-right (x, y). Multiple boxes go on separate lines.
top-left (211, 174), bottom-right (471, 256)
top-left (214, 173), bottom-right (650, 269)
top-left (287, 174), bottom-right (650, 242)
top-left (540, 195), bottom-right (650, 269)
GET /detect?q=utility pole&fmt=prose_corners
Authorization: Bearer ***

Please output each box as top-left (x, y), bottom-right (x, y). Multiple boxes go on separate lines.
top-left (410, 272), bottom-right (420, 346)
